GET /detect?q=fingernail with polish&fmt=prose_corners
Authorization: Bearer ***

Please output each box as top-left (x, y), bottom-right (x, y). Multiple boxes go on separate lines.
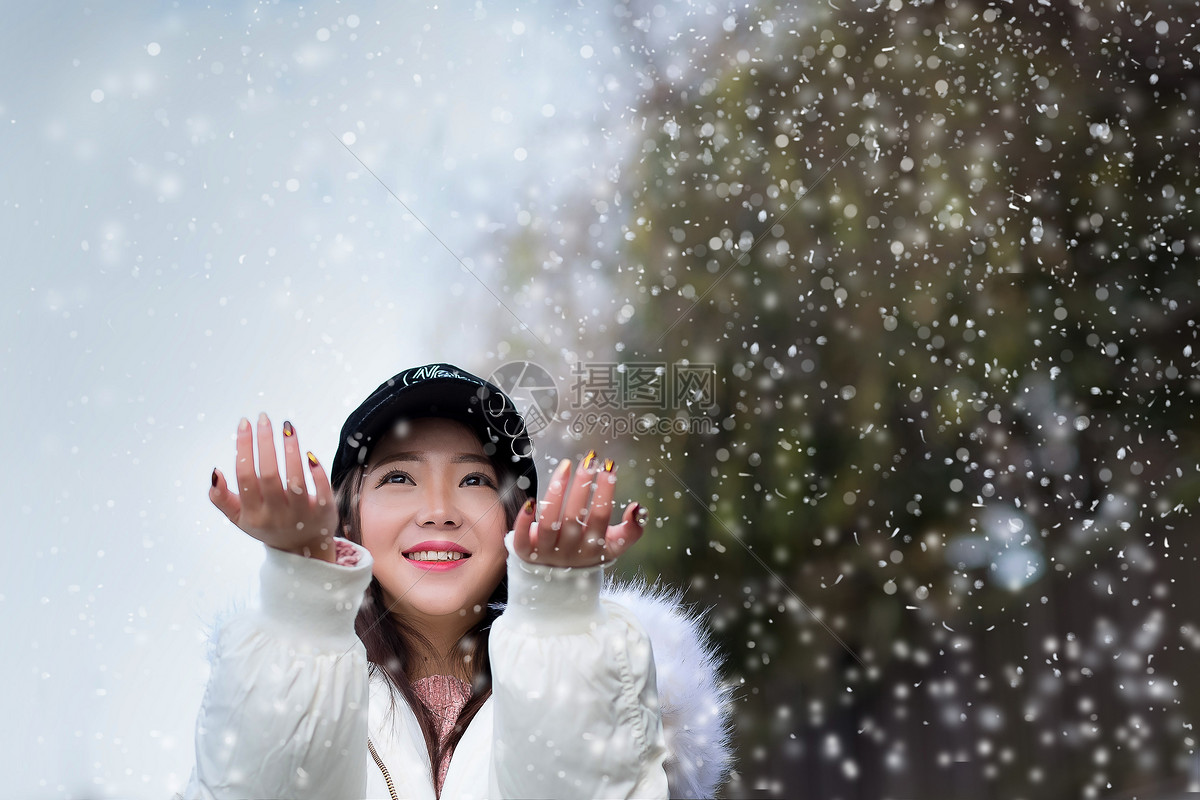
top-left (603, 458), bottom-right (615, 473)
top-left (307, 451), bottom-right (319, 468)
top-left (582, 450), bottom-right (597, 471)
top-left (522, 498), bottom-right (535, 515)
top-left (211, 468), bottom-right (218, 487)
top-left (633, 503), bottom-right (649, 528)
top-left (283, 420), bottom-right (294, 437)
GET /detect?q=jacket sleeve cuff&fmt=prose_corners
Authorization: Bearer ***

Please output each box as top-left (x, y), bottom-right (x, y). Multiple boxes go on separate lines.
top-left (501, 528), bottom-right (606, 635)
top-left (259, 539), bottom-right (374, 642)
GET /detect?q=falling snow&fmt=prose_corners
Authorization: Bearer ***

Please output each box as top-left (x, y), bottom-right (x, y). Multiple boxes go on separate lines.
top-left (5, 0), bottom-right (1199, 798)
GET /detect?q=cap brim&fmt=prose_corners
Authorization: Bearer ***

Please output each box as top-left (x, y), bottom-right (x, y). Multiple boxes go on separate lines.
top-left (336, 375), bottom-right (537, 497)
top-left (353, 379), bottom-right (495, 456)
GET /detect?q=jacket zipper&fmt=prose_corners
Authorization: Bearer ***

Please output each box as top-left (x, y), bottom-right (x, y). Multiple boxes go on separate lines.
top-left (366, 737), bottom-right (399, 800)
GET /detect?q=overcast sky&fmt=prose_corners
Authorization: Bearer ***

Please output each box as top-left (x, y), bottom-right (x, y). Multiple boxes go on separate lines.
top-left (0, 2), bottom-right (625, 796)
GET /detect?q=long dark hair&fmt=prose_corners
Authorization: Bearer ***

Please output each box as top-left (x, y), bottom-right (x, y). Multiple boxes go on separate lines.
top-left (334, 420), bottom-right (529, 784)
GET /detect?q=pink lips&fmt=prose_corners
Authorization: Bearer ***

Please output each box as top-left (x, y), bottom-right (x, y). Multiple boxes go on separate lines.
top-left (403, 540), bottom-right (471, 572)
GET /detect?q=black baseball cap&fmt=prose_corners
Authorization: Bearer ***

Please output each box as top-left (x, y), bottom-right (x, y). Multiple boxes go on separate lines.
top-left (330, 363), bottom-right (538, 499)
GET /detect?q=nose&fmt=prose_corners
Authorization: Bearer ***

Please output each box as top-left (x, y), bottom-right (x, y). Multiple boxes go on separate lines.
top-left (417, 477), bottom-right (462, 528)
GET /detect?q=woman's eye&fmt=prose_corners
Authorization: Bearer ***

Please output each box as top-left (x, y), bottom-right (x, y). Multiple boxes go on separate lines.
top-left (380, 471), bottom-right (412, 486)
top-left (462, 473), bottom-right (496, 488)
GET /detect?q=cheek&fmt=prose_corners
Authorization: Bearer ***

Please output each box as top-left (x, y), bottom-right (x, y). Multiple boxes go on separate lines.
top-left (480, 532), bottom-right (511, 584)
top-left (357, 499), bottom-right (401, 550)
top-left (482, 509), bottom-right (512, 550)
top-left (474, 537), bottom-right (509, 598)
top-left (462, 501), bottom-right (508, 556)
top-left (461, 491), bottom-right (509, 532)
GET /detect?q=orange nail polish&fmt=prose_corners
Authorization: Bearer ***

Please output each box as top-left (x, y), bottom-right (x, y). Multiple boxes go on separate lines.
top-left (283, 420), bottom-right (294, 437)
top-left (603, 458), bottom-right (615, 473)
top-left (582, 450), bottom-right (597, 471)
top-left (307, 451), bottom-right (319, 468)
top-left (522, 498), bottom-right (535, 515)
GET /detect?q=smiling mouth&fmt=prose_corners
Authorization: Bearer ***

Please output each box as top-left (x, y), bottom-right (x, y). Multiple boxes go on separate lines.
top-left (405, 551), bottom-right (470, 563)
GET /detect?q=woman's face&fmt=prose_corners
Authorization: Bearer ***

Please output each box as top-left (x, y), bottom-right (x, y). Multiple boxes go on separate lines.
top-left (358, 416), bottom-right (509, 631)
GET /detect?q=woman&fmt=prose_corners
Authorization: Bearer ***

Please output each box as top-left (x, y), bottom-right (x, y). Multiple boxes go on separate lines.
top-left (182, 363), bottom-right (732, 799)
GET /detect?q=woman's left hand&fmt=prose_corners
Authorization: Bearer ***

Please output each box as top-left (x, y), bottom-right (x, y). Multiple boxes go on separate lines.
top-left (512, 452), bottom-right (648, 567)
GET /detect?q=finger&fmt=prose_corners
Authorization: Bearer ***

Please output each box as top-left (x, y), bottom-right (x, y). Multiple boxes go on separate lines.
top-left (281, 420), bottom-right (307, 497)
top-left (511, 498), bottom-right (537, 560)
top-left (559, 450), bottom-right (598, 554)
top-left (306, 450), bottom-right (337, 535)
top-left (583, 459), bottom-right (617, 557)
top-left (256, 413), bottom-right (284, 507)
top-left (233, 417), bottom-right (263, 511)
top-left (208, 467), bottom-right (243, 524)
top-left (536, 458), bottom-right (571, 560)
top-left (604, 502), bottom-right (647, 560)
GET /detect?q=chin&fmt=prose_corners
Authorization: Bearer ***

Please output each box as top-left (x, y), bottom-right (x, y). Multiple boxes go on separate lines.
top-left (388, 589), bottom-right (483, 619)
top-left (380, 562), bottom-right (504, 622)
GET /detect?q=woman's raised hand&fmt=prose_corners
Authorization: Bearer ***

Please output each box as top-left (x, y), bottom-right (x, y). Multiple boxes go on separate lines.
top-left (512, 451), bottom-right (648, 568)
top-left (209, 413), bottom-right (340, 562)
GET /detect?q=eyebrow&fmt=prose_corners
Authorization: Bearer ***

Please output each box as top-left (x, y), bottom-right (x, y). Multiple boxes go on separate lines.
top-left (369, 452), bottom-right (495, 471)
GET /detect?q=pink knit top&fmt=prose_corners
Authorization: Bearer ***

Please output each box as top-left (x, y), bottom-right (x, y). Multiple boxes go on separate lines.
top-left (334, 540), bottom-right (474, 797)
top-left (334, 538), bottom-right (361, 566)
top-left (414, 674), bottom-right (474, 795)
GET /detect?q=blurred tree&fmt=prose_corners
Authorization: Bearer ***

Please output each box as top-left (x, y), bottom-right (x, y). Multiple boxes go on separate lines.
top-left (489, 0), bottom-right (1199, 797)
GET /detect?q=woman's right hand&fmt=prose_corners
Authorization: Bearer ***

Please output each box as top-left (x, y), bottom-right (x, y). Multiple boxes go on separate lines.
top-left (209, 413), bottom-right (340, 562)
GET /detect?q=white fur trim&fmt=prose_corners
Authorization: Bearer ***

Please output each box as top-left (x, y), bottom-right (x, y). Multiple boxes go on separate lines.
top-left (602, 577), bottom-right (736, 799)
top-left (199, 596), bottom-right (251, 666)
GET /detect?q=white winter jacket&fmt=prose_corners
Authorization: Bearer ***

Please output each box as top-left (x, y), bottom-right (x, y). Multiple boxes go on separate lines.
top-left (181, 533), bottom-right (732, 800)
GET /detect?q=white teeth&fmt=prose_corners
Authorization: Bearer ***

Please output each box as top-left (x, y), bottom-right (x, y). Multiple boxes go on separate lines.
top-left (406, 550), bottom-right (466, 562)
